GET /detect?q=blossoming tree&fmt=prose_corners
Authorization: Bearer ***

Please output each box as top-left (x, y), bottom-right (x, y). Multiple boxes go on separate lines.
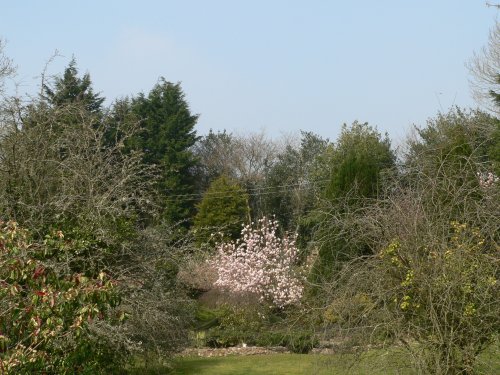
top-left (211, 217), bottom-right (304, 308)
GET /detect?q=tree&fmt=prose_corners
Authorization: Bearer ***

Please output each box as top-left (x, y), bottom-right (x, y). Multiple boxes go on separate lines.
top-left (193, 175), bottom-right (250, 245)
top-left (130, 78), bottom-right (199, 226)
top-left (406, 108), bottom-right (500, 189)
top-left (0, 99), bottom-right (155, 246)
top-left (192, 129), bottom-right (238, 192)
top-left (308, 122), bottom-right (396, 285)
top-left (0, 39), bottom-right (15, 97)
top-left (263, 131), bottom-right (329, 232)
top-left (193, 130), bottom-right (280, 220)
top-left (102, 97), bottom-right (139, 149)
top-left (316, 110), bottom-right (499, 374)
top-left (325, 121), bottom-right (395, 201)
top-left (468, 20), bottom-right (500, 114)
top-left (43, 58), bottom-right (104, 114)
top-left (0, 61), bottom-right (197, 371)
top-left (212, 217), bottom-right (304, 309)
top-left (320, 139), bottom-right (499, 375)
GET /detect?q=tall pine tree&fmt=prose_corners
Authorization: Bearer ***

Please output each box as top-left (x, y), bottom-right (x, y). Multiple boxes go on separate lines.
top-left (43, 58), bottom-right (104, 114)
top-left (131, 78), bottom-right (199, 226)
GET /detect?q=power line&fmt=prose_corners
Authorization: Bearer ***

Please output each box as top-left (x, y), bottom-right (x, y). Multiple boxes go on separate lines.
top-left (165, 179), bottom-right (331, 202)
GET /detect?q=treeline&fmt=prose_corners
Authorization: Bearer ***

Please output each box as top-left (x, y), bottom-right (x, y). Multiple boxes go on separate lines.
top-left (0, 23), bottom-right (499, 375)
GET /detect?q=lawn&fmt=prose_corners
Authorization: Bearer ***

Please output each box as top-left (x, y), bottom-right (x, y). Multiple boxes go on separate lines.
top-left (129, 344), bottom-right (499, 375)
top-left (171, 351), bottom-right (416, 375)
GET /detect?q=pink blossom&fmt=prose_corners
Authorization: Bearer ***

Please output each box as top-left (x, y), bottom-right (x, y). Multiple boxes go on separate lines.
top-left (211, 217), bottom-right (304, 308)
top-left (477, 171), bottom-right (498, 188)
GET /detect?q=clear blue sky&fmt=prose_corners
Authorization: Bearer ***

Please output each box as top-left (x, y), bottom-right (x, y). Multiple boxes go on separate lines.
top-left (2, 1), bottom-right (498, 142)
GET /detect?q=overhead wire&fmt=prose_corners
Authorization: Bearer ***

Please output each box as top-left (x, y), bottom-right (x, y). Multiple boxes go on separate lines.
top-left (164, 179), bottom-right (331, 202)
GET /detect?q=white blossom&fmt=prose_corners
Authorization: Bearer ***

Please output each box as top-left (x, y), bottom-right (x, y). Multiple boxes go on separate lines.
top-left (211, 217), bottom-right (304, 308)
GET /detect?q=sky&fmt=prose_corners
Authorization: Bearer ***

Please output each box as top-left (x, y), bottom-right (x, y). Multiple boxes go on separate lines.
top-left (1, 1), bottom-right (498, 143)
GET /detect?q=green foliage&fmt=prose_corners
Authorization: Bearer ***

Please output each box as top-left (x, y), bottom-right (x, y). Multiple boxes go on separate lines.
top-left (407, 108), bottom-right (500, 179)
top-left (193, 175), bottom-right (249, 245)
top-left (490, 73), bottom-right (500, 108)
top-left (308, 122), bottom-right (395, 286)
top-left (283, 331), bottom-right (318, 354)
top-left (103, 97), bottom-right (140, 149)
top-left (130, 79), bottom-right (199, 226)
top-left (263, 131), bottom-right (329, 232)
top-left (325, 121), bottom-right (395, 201)
top-left (308, 236), bottom-right (354, 288)
top-left (194, 302), bottom-right (319, 354)
top-left (252, 329), bottom-right (318, 354)
top-left (43, 58), bottom-right (104, 114)
top-left (0, 221), bottom-right (123, 374)
top-left (201, 305), bottom-right (267, 348)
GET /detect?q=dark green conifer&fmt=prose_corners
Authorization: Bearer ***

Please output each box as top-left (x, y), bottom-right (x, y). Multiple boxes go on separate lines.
top-left (193, 175), bottom-right (249, 245)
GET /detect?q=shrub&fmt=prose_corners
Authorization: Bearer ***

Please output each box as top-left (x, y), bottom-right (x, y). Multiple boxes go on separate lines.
top-left (254, 331), bottom-right (288, 347)
top-left (0, 221), bottom-right (122, 373)
top-left (201, 304), bottom-right (267, 348)
top-left (211, 217), bottom-right (304, 308)
top-left (177, 252), bottom-right (217, 296)
top-left (193, 175), bottom-right (250, 245)
top-left (253, 329), bottom-right (318, 353)
top-left (320, 139), bottom-right (499, 374)
top-left (376, 222), bottom-right (499, 374)
top-left (283, 331), bottom-right (318, 354)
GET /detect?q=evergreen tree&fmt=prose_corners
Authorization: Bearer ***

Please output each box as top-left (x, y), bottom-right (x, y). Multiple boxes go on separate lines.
top-left (43, 58), bottom-right (104, 114)
top-left (406, 108), bottom-right (500, 197)
top-left (325, 121), bottom-right (395, 201)
top-left (490, 74), bottom-right (500, 108)
top-left (131, 78), bottom-right (199, 226)
top-left (309, 122), bottom-right (396, 286)
top-left (193, 175), bottom-right (249, 245)
top-left (103, 97), bottom-right (139, 149)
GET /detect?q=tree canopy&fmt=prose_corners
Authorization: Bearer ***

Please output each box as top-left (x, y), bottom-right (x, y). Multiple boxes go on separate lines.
top-left (193, 175), bottom-right (250, 245)
top-left (130, 78), bottom-right (200, 226)
top-left (325, 121), bottom-right (395, 201)
top-left (43, 58), bottom-right (104, 114)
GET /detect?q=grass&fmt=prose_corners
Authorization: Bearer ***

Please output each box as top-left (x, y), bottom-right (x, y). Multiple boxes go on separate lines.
top-left (171, 350), bottom-right (416, 375)
top-left (130, 344), bottom-right (500, 375)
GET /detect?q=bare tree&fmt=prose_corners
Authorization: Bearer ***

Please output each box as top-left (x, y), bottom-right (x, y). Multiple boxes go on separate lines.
top-left (0, 93), bottom-right (194, 367)
top-left (194, 130), bottom-right (280, 219)
top-left (468, 21), bottom-right (500, 115)
top-left (0, 100), bottom-right (157, 243)
top-left (0, 39), bottom-right (15, 97)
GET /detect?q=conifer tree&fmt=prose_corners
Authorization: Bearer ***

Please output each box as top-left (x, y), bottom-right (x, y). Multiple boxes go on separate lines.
top-left (309, 122), bottom-right (396, 286)
top-left (131, 78), bottom-right (199, 226)
top-left (193, 175), bottom-right (249, 245)
top-left (43, 57), bottom-right (104, 114)
top-left (325, 122), bottom-right (395, 201)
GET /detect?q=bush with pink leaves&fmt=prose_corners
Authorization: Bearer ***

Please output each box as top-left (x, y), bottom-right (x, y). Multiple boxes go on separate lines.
top-left (211, 217), bottom-right (304, 308)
